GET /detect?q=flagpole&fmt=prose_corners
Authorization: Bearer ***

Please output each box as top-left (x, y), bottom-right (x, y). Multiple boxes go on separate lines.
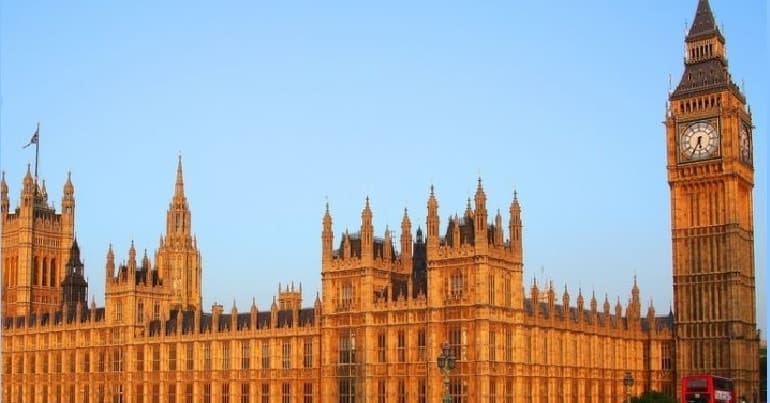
top-left (34, 122), bottom-right (40, 181)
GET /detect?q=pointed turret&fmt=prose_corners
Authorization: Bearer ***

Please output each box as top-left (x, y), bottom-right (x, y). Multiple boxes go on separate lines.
top-left (464, 198), bottom-right (472, 219)
top-left (451, 214), bottom-right (461, 247)
top-left (473, 178), bottom-right (488, 246)
top-left (23, 164), bottom-right (34, 193)
top-left (62, 239), bottom-right (88, 314)
top-left (629, 276), bottom-right (641, 321)
top-left (322, 202), bottom-right (334, 264)
top-left (400, 208), bottom-right (412, 267)
top-left (494, 209), bottom-right (503, 246)
top-left (63, 171), bottom-right (74, 197)
top-left (426, 186), bottom-right (440, 251)
top-left (250, 298), bottom-right (258, 329)
top-left (647, 301), bottom-right (656, 331)
top-left (60, 171), bottom-right (76, 252)
top-left (40, 179), bottom-right (48, 201)
top-left (508, 191), bottom-right (523, 261)
top-left (531, 279), bottom-right (540, 317)
top-left (562, 285), bottom-right (570, 312)
top-left (231, 301), bottom-right (239, 331)
top-left (128, 241), bottom-right (137, 273)
top-left (142, 249), bottom-right (151, 272)
top-left (105, 244), bottom-right (115, 283)
top-left (1, 171), bottom-right (7, 195)
top-left (1, 171), bottom-right (8, 214)
top-left (90, 296), bottom-right (97, 321)
top-left (159, 155), bottom-right (201, 311)
top-left (343, 230), bottom-right (351, 258)
top-left (167, 156), bottom-right (191, 236)
top-left (546, 281), bottom-right (555, 316)
top-left (383, 226), bottom-right (392, 261)
top-left (576, 288), bottom-right (585, 322)
top-left (360, 197), bottom-right (374, 260)
top-left (175, 153), bottom-right (185, 198)
top-left (67, 238), bottom-right (83, 272)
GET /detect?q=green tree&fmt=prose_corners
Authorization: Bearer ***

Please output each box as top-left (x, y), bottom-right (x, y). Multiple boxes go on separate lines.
top-left (630, 390), bottom-right (676, 403)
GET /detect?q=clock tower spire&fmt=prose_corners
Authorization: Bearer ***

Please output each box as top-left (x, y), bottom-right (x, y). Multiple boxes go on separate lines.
top-left (666, 0), bottom-right (758, 400)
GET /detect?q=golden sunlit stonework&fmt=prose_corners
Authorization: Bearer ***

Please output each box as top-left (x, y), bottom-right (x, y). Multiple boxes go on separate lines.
top-left (665, 0), bottom-right (760, 399)
top-left (0, 1), bottom-right (759, 402)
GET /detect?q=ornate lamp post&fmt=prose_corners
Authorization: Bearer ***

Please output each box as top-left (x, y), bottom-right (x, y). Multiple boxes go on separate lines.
top-left (436, 342), bottom-right (457, 403)
top-left (623, 371), bottom-right (634, 403)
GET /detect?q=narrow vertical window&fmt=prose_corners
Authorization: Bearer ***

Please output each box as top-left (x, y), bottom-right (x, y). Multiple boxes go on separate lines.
top-left (261, 341), bottom-right (270, 369)
top-left (282, 340), bottom-right (291, 369)
top-left (303, 339), bottom-right (313, 368)
top-left (241, 341), bottom-right (250, 369)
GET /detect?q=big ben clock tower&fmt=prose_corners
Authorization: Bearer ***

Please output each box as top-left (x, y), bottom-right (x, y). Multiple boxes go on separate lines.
top-left (666, 0), bottom-right (759, 401)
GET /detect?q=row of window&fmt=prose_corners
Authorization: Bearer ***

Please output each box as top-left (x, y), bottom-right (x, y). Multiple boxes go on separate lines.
top-left (339, 272), bottom-right (516, 307)
top-left (3, 255), bottom-right (58, 288)
top-left (3, 382), bottom-right (314, 403)
top-left (339, 329), bottom-right (428, 364)
top-left (3, 339), bottom-right (315, 374)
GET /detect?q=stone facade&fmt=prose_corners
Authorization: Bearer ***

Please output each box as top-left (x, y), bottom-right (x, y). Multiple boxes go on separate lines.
top-left (0, 1), bottom-right (759, 402)
top-left (1, 164), bottom-right (675, 403)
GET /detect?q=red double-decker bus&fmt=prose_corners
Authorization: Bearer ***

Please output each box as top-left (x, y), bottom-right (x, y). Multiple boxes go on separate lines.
top-left (681, 374), bottom-right (736, 403)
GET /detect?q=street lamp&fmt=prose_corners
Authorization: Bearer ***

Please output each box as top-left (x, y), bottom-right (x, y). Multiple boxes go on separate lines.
top-left (436, 342), bottom-right (457, 403)
top-left (623, 371), bottom-right (634, 403)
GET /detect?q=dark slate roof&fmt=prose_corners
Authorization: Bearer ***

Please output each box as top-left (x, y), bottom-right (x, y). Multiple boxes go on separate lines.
top-left (641, 314), bottom-right (675, 332)
top-left (257, 312), bottom-right (271, 328)
top-left (61, 270), bottom-right (88, 288)
top-left (158, 307), bottom-right (316, 335)
top-left (686, 0), bottom-right (723, 41)
top-left (443, 215), bottom-right (498, 247)
top-left (165, 309), bottom-right (199, 334)
top-left (671, 58), bottom-right (740, 101)
top-left (299, 308), bottom-right (315, 326)
top-left (334, 232), bottom-right (397, 262)
top-left (149, 320), bottom-right (162, 336)
top-left (116, 263), bottom-right (162, 286)
top-left (2, 306), bottom-right (104, 329)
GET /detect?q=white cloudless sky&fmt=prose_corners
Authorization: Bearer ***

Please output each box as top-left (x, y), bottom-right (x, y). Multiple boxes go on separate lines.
top-left (1, 1), bottom-right (766, 334)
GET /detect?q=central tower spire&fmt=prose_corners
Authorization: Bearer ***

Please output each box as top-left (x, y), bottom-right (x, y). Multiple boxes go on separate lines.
top-left (157, 155), bottom-right (202, 312)
top-left (175, 154), bottom-right (185, 197)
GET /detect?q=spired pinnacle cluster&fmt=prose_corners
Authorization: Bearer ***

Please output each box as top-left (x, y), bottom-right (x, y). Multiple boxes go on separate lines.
top-left (0, 1), bottom-right (761, 401)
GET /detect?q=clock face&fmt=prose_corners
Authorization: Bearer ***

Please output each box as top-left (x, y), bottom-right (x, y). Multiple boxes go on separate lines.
top-left (739, 122), bottom-right (752, 164)
top-left (680, 121), bottom-right (719, 161)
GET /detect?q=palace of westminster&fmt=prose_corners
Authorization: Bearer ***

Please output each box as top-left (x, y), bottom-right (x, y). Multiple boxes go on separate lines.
top-left (0, 1), bottom-right (761, 402)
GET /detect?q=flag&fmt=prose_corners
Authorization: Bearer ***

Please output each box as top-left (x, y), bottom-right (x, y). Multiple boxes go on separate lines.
top-left (23, 125), bottom-right (39, 149)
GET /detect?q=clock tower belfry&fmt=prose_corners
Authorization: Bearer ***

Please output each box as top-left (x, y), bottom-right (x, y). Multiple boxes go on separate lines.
top-left (666, 0), bottom-right (759, 400)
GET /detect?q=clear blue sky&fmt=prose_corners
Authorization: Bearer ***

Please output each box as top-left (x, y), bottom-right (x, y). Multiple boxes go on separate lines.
top-left (1, 1), bottom-right (766, 334)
